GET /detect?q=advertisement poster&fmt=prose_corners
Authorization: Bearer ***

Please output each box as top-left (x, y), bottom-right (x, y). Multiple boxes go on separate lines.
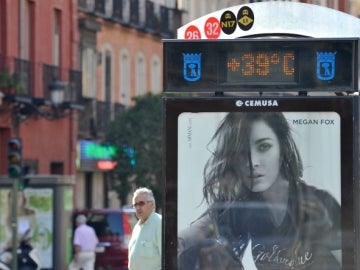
top-left (174, 107), bottom-right (346, 270)
top-left (0, 188), bottom-right (54, 268)
top-left (178, 112), bottom-right (341, 230)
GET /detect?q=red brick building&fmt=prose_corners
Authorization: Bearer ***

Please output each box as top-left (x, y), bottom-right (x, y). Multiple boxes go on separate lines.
top-left (0, 1), bottom-right (81, 268)
top-left (0, 0), bottom-right (81, 176)
top-left (0, 0), bottom-right (182, 211)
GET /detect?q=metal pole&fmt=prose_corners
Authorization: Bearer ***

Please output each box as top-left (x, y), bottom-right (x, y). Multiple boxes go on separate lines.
top-left (10, 0), bottom-right (22, 266)
top-left (11, 177), bottom-right (19, 270)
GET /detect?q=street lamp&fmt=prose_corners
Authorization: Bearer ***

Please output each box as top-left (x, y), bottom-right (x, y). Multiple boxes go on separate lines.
top-left (1, 78), bottom-right (83, 121)
top-left (48, 78), bottom-right (66, 106)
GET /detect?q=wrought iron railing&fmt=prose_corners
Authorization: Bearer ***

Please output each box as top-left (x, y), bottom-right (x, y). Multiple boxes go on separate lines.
top-left (78, 98), bottom-right (96, 138)
top-left (42, 63), bottom-right (83, 105)
top-left (96, 100), bottom-right (111, 135)
top-left (14, 58), bottom-right (33, 96)
top-left (114, 102), bottom-right (126, 117)
top-left (0, 55), bottom-right (83, 105)
top-left (94, 0), bottom-right (106, 16)
top-left (78, 0), bottom-right (95, 13)
top-left (69, 69), bottom-right (83, 104)
top-left (77, 0), bottom-right (178, 37)
top-left (78, 100), bottom-right (127, 138)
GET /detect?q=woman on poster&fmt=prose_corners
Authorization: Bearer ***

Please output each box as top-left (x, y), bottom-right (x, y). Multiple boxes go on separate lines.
top-left (178, 112), bottom-right (341, 270)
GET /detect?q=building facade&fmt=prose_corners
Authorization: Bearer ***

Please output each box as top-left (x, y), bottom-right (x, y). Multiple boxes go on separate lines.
top-left (0, 0), bottom-right (80, 177)
top-left (0, 0), bottom-right (182, 212)
top-left (0, 1), bottom-right (81, 268)
top-left (75, 0), bottom-right (182, 209)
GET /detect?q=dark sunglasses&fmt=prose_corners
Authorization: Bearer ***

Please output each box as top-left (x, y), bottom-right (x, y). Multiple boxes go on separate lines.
top-left (132, 200), bottom-right (151, 208)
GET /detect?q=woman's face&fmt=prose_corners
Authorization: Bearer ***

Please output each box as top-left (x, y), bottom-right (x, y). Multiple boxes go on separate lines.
top-left (238, 120), bottom-right (282, 192)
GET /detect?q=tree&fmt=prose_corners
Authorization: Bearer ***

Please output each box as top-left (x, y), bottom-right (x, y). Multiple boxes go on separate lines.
top-left (106, 93), bottom-right (163, 209)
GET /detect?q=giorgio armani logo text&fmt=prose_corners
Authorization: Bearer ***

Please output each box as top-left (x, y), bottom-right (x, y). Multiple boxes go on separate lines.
top-left (235, 100), bottom-right (279, 107)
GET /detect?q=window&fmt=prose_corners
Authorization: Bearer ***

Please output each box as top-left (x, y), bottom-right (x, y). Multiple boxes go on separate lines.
top-left (0, 1), bottom-right (3, 53)
top-left (120, 49), bottom-right (131, 106)
top-left (82, 48), bottom-right (97, 98)
top-left (176, 0), bottom-right (187, 10)
top-left (151, 54), bottom-right (161, 93)
top-left (104, 50), bottom-right (112, 102)
top-left (100, 45), bottom-right (113, 101)
top-left (53, 9), bottom-right (61, 66)
top-left (122, 0), bottom-right (130, 23)
top-left (135, 52), bottom-right (146, 96)
top-left (50, 161), bottom-right (64, 174)
top-left (105, 0), bottom-right (113, 17)
top-left (21, 0), bottom-right (32, 59)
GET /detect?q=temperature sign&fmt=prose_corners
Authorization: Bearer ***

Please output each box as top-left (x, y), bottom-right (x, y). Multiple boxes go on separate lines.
top-left (227, 51), bottom-right (295, 83)
top-left (163, 38), bottom-right (358, 92)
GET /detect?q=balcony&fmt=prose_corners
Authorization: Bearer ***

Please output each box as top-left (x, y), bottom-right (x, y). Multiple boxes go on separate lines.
top-left (78, 100), bottom-right (109, 138)
top-left (14, 58), bottom-right (33, 96)
top-left (78, 100), bottom-right (126, 139)
top-left (112, 0), bottom-right (123, 22)
top-left (78, 98), bottom-right (96, 138)
top-left (93, 0), bottom-right (108, 17)
top-left (96, 101), bottom-right (111, 135)
top-left (0, 54), bottom-right (82, 105)
top-left (77, 0), bottom-right (180, 37)
top-left (78, 0), bottom-right (95, 13)
top-left (114, 102), bottom-right (126, 116)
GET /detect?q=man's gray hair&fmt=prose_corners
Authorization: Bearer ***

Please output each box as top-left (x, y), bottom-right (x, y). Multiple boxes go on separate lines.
top-left (133, 187), bottom-right (155, 202)
top-left (76, 214), bottom-right (87, 224)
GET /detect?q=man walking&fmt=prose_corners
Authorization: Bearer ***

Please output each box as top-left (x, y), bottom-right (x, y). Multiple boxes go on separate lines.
top-left (68, 214), bottom-right (99, 270)
top-left (128, 187), bottom-right (162, 270)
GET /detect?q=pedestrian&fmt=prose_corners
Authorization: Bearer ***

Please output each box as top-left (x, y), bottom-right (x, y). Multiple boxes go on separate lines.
top-left (68, 214), bottom-right (99, 270)
top-left (128, 187), bottom-right (162, 270)
top-left (178, 112), bottom-right (341, 270)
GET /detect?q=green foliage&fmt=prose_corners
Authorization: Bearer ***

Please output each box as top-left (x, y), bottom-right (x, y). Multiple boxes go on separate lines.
top-left (0, 71), bottom-right (22, 92)
top-left (106, 93), bottom-right (163, 209)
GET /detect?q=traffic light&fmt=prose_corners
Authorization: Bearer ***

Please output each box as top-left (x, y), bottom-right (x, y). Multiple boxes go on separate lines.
top-left (122, 145), bottom-right (136, 166)
top-left (7, 137), bottom-right (22, 178)
top-left (128, 148), bottom-right (136, 167)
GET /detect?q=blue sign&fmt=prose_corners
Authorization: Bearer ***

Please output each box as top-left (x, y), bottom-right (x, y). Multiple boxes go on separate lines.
top-left (183, 53), bottom-right (202, 82)
top-left (317, 51), bottom-right (336, 81)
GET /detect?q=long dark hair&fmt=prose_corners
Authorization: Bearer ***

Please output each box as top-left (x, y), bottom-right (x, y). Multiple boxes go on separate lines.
top-left (203, 112), bottom-right (303, 205)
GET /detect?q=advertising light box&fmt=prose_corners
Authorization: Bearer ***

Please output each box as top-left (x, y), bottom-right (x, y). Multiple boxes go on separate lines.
top-left (163, 38), bottom-right (359, 93)
top-left (163, 96), bottom-right (358, 269)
